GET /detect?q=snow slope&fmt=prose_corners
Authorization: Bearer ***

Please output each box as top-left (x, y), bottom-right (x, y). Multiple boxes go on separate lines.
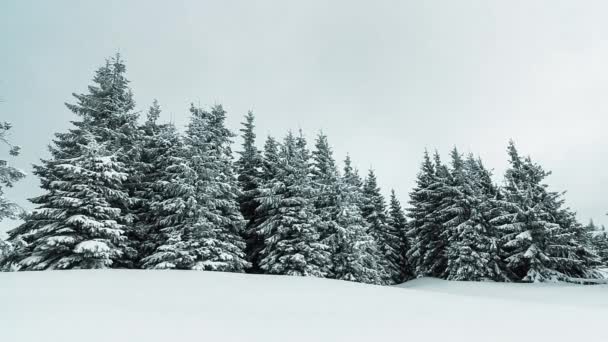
top-left (1, 270), bottom-right (607, 342)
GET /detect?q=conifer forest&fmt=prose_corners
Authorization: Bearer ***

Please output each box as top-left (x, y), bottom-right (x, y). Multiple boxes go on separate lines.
top-left (1, 55), bottom-right (607, 285)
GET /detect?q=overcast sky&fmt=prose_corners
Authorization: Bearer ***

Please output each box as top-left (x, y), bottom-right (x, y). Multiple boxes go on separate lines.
top-left (1, 0), bottom-right (607, 235)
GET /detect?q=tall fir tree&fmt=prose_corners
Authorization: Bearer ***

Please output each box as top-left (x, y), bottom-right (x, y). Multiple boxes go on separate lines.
top-left (311, 133), bottom-right (340, 261)
top-left (387, 189), bottom-right (413, 282)
top-left (246, 135), bottom-right (281, 273)
top-left (492, 141), bottom-right (601, 282)
top-left (443, 149), bottom-right (508, 281)
top-left (407, 151), bottom-right (447, 277)
top-left (6, 133), bottom-right (130, 269)
top-left (590, 221), bottom-right (608, 267)
top-left (361, 169), bottom-right (399, 283)
top-left (4, 55), bottom-right (139, 270)
top-left (133, 101), bottom-right (187, 265)
top-left (257, 132), bottom-right (331, 277)
top-left (142, 105), bottom-right (249, 271)
top-left (130, 100), bottom-right (175, 262)
top-left (235, 111), bottom-right (263, 272)
top-left (0, 121), bottom-right (25, 222)
top-left (0, 121), bottom-right (26, 269)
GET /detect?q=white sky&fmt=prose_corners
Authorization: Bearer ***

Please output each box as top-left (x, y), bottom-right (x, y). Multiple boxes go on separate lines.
top-left (1, 0), bottom-right (607, 234)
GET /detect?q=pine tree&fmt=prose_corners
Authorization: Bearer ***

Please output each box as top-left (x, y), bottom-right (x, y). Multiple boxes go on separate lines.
top-left (332, 173), bottom-right (386, 284)
top-left (361, 169), bottom-right (399, 283)
top-left (0, 122), bottom-right (25, 270)
top-left (130, 100), bottom-right (175, 262)
top-left (407, 151), bottom-right (447, 277)
top-left (235, 111), bottom-right (263, 271)
top-left (132, 102), bottom-right (186, 265)
top-left (492, 141), bottom-right (601, 282)
top-left (0, 121), bottom-right (26, 221)
top-left (311, 133), bottom-right (340, 264)
top-left (6, 134), bottom-right (130, 269)
top-left (144, 105), bottom-right (249, 271)
top-left (257, 132), bottom-right (331, 277)
top-left (592, 222), bottom-right (608, 267)
top-left (443, 149), bottom-right (508, 281)
top-left (388, 189), bottom-right (413, 282)
top-left (4, 55), bottom-right (138, 270)
top-left (245, 135), bottom-right (281, 273)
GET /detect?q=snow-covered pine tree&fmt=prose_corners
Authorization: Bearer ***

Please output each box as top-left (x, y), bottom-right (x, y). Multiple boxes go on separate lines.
top-left (311, 133), bottom-right (340, 265)
top-left (4, 55), bottom-right (139, 270)
top-left (443, 149), bottom-right (508, 281)
top-left (6, 133), bottom-right (130, 270)
top-left (235, 111), bottom-right (263, 272)
top-left (387, 189), bottom-right (413, 282)
top-left (0, 121), bottom-right (25, 222)
top-left (547, 203), bottom-right (602, 279)
top-left (592, 222), bottom-right (608, 267)
top-left (406, 150), bottom-right (447, 278)
top-left (0, 121), bottom-right (26, 269)
top-left (143, 105), bottom-right (249, 271)
top-left (257, 131), bottom-right (331, 277)
top-left (246, 135), bottom-right (281, 273)
top-left (332, 171), bottom-right (386, 284)
top-left (361, 169), bottom-right (399, 283)
top-left (492, 141), bottom-right (601, 282)
top-left (132, 101), bottom-right (187, 265)
top-left (309, 134), bottom-right (385, 283)
top-left (140, 124), bottom-right (198, 269)
top-left (343, 154), bottom-right (364, 191)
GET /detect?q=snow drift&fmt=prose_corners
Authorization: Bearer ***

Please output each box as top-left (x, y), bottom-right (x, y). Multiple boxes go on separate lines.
top-left (1, 270), bottom-right (607, 342)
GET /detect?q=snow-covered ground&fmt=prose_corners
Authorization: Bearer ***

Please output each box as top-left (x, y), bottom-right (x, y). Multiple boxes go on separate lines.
top-left (1, 270), bottom-right (607, 342)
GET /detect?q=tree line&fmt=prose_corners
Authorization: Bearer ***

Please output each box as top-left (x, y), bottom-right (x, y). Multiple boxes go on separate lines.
top-left (1, 54), bottom-right (606, 284)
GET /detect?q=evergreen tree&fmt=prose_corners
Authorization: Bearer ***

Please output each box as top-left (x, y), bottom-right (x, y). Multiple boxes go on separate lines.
top-left (407, 151), bottom-right (447, 277)
top-left (6, 134), bottom-right (130, 269)
top-left (4, 55), bottom-right (138, 270)
top-left (0, 121), bottom-right (25, 221)
top-left (443, 149), bottom-right (508, 281)
top-left (246, 136), bottom-right (281, 273)
top-left (133, 102), bottom-right (185, 265)
top-left (0, 122), bottom-right (25, 269)
top-left (387, 189), bottom-right (413, 282)
top-left (492, 141), bottom-right (601, 282)
top-left (131, 100), bottom-right (175, 262)
top-left (142, 105), bottom-right (249, 272)
top-left (257, 132), bottom-right (330, 277)
top-left (342, 154), bottom-right (363, 191)
top-left (311, 133), bottom-right (340, 260)
top-left (591, 221), bottom-right (608, 266)
top-left (332, 172), bottom-right (386, 284)
top-left (235, 111), bottom-right (263, 271)
top-left (361, 169), bottom-right (399, 283)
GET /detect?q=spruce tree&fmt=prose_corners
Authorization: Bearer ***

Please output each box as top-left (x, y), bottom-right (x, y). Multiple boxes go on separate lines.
top-left (133, 102), bottom-right (186, 265)
top-left (388, 189), bottom-right (413, 282)
top-left (407, 151), bottom-right (447, 277)
top-left (4, 55), bottom-right (138, 270)
top-left (311, 133), bottom-right (340, 263)
top-left (257, 132), bottom-right (330, 277)
top-left (246, 135), bottom-right (281, 273)
top-left (361, 169), bottom-right (399, 283)
top-left (0, 121), bottom-right (25, 221)
top-left (492, 141), bottom-right (601, 282)
top-left (142, 105), bottom-right (249, 271)
top-left (131, 100), bottom-right (174, 262)
top-left (592, 222), bottom-right (608, 267)
top-left (7, 134), bottom-right (130, 269)
top-left (443, 149), bottom-right (508, 281)
top-left (332, 173), bottom-right (386, 284)
top-left (235, 111), bottom-right (263, 271)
